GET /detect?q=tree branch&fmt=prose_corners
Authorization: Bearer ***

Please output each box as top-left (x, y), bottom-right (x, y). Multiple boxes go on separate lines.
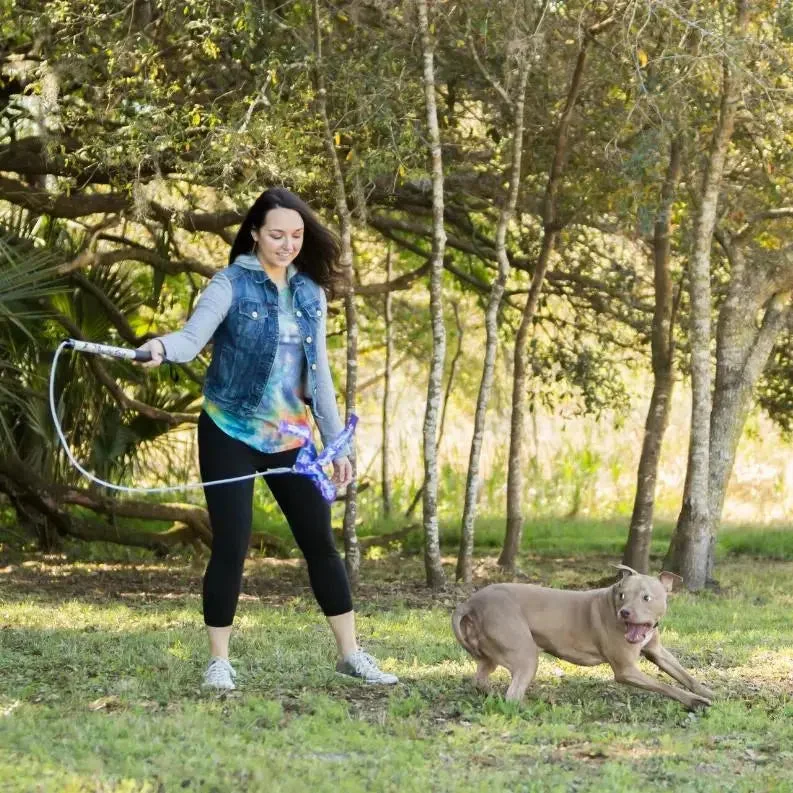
top-left (734, 207), bottom-right (793, 241)
top-left (57, 245), bottom-right (218, 279)
top-left (354, 260), bottom-right (431, 295)
top-left (0, 175), bottom-right (129, 218)
top-left (467, 36), bottom-right (514, 110)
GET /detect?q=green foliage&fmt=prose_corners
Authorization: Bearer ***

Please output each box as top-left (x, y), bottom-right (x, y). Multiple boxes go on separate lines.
top-left (757, 328), bottom-right (793, 439)
top-left (0, 234), bottom-right (65, 450)
top-left (529, 333), bottom-right (632, 421)
top-left (1, 0), bottom-right (793, 554)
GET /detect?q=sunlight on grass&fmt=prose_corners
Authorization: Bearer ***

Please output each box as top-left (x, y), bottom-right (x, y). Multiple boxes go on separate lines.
top-left (3, 541), bottom-right (793, 791)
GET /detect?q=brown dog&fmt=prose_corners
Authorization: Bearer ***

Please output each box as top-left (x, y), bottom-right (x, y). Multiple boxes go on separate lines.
top-left (452, 565), bottom-right (714, 710)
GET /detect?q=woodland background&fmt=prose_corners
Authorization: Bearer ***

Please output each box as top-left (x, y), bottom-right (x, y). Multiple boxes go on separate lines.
top-left (3, 3), bottom-right (793, 791)
top-left (1, 0), bottom-right (792, 591)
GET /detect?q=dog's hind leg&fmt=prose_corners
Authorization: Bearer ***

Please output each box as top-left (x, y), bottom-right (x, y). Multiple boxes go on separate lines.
top-left (503, 635), bottom-right (539, 702)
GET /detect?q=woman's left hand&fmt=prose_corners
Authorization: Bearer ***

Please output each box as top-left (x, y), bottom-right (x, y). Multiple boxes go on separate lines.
top-left (332, 456), bottom-right (353, 489)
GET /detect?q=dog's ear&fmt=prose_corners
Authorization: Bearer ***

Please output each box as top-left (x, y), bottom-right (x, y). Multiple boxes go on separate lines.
top-left (613, 563), bottom-right (639, 580)
top-left (658, 571), bottom-right (682, 592)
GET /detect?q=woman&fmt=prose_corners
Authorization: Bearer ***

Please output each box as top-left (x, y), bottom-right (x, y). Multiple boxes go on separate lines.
top-left (139, 188), bottom-right (398, 691)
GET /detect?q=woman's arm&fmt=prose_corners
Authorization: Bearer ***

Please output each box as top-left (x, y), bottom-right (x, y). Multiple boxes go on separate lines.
top-left (310, 289), bottom-right (352, 457)
top-left (153, 272), bottom-right (233, 363)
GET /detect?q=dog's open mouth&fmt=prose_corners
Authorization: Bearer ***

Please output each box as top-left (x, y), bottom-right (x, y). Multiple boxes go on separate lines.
top-left (623, 622), bottom-right (654, 643)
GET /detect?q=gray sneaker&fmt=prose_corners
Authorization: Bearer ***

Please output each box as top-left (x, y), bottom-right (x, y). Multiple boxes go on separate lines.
top-left (336, 650), bottom-right (399, 685)
top-left (203, 657), bottom-right (237, 690)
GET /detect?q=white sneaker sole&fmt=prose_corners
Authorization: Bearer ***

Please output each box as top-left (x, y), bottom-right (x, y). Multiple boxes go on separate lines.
top-left (336, 671), bottom-right (399, 685)
top-left (202, 680), bottom-right (236, 691)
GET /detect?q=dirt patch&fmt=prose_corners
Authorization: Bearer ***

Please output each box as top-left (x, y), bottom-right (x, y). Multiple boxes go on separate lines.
top-left (0, 548), bottom-right (623, 610)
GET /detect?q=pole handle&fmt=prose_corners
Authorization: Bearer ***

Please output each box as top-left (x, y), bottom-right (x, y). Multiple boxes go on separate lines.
top-left (64, 339), bottom-right (154, 362)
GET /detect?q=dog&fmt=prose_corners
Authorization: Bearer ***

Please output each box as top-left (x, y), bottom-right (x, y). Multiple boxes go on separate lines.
top-left (452, 564), bottom-right (714, 710)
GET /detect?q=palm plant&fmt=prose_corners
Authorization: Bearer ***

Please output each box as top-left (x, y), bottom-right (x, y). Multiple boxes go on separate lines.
top-left (46, 262), bottom-right (202, 488)
top-left (1, 228), bottom-right (205, 549)
top-left (0, 234), bottom-right (65, 454)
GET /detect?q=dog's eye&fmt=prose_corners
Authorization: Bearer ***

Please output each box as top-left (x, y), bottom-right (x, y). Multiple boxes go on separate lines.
top-left (642, 594), bottom-right (652, 602)
top-left (618, 592), bottom-right (625, 601)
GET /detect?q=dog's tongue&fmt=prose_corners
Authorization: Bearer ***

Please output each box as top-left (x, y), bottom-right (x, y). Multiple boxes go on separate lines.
top-left (625, 623), bottom-right (651, 643)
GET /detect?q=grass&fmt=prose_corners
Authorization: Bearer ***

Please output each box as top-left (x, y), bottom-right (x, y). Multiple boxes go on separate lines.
top-left (2, 522), bottom-right (793, 792)
top-left (384, 514), bottom-right (793, 563)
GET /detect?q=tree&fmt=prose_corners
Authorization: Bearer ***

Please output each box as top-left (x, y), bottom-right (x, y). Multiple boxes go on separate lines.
top-left (457, 36), bottom-right (532, 582)
top-left (665, 1), bottom-right (753, 589)
top-left (3, 0), bottom-right (791, 582)
top-left (500, 9), bottom-right (618, 572)
top-left (313, 0), bottom-right (361, 585)
top-left (416, 0), bottom-right (447, 588)
top-left (381, 245), bottom-right (394, 518)
top-left (623, 137), bottom-right (682, 572)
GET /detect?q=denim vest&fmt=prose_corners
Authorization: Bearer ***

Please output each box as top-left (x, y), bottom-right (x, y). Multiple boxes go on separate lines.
top-left (203, 261), bottom-right (325, 418)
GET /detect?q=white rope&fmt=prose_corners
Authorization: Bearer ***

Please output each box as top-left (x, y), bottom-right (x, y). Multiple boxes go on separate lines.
top-left (49, 340), bottom-right (295, 494)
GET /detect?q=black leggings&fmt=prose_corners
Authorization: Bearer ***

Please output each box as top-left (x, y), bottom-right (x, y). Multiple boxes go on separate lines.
top-left (198, 411), bottom-right (353, 627)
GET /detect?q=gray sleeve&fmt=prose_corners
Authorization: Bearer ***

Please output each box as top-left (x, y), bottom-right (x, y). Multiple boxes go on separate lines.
top-left (310, 289), bottom-right (352, 457)
top-left (156, 272), bottom-right (232, 363)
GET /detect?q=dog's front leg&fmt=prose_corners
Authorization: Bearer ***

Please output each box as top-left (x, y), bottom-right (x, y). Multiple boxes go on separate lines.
top-left (642, 639), bottom-right (715, 700)
top-left (611, 662), bottom-right (712, 710)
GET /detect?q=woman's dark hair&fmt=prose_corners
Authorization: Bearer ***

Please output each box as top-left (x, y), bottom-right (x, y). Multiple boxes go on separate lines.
top-left (228, 187), bottom-right (342, 290)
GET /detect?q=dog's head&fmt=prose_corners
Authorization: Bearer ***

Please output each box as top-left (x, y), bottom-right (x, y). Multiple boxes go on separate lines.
top-left (611, 564), bottom-right (681, 645)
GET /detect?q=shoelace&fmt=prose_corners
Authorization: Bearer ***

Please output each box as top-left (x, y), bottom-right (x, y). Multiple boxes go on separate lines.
top-left (207, 659), bottom-right (236, 681)
top-left (351, 652), bottom-right (383, 676)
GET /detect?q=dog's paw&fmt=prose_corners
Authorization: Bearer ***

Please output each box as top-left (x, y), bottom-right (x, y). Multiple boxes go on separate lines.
top-left (694, 684), bottom-right (715, 701)
top-left (687, 693), bottom-right (712, 711)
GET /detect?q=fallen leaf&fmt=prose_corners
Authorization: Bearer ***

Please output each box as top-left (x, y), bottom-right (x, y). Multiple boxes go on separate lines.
top-left (88, 695), bottom-right (121, 712)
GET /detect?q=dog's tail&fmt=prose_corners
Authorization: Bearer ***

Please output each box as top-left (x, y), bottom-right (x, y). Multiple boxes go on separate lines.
top-left (452, 602), bottom-right (484, 660)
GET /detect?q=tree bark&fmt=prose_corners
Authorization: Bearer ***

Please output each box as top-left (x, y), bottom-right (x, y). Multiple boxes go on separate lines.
top-left (664, 1), bottom-right (750, 589)
top-left (404, 301), bottom-right (463, 519)
top-left (313, 0), bottom-right (361, 586)
top-left (0, 174), bottom-right (242, 240)
top-left (439, 302), bottom-right (464, 455)
top-left (457, 57), bottom-right (530, 583)
top-left (709, 294), bottom-right (792, 523)
top-left (622, 136), bottom-right (682, 573)
top-left (381, 244), bottom-right (394, 517)
top-left (705, 242), bottom-right (793, 576)
top-left (416, 0), bottom-right (447, 588)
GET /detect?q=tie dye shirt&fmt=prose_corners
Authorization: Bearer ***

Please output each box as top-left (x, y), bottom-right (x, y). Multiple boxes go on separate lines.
top-left (204, 283), bottom-right (310, 453)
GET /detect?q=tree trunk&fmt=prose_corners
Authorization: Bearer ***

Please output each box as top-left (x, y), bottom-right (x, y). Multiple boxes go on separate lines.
top-left (499, 26), bottom-right (603, 572)
top-left (457, 57), bottom-right (530, 583)
top-left (404, 301), bottom-right (463, 519)
top-left (623, 136), bottom-right (681, 573)
top-left (417, 0), bottom-right (447, 588)
top-left (381, 245), bottom-right (394, 517)
top-left (708, 296), bottom-right (792, 520)
top-left (340, 292), bottom-right (361, 585)
top-left (313, 0), bottom-right (361, 586)
top-left (664, 1), bottom-right (750, 589)
top-left (0, 456), bottom-right (213, 553)
top-left (439, 302), bottom-right (463, 456)
top-left (705, 252), bottom-right (792, 576)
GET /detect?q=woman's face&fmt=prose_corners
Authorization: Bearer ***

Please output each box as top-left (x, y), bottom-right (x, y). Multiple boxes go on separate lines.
top-left (252, 207), bottom-right (304, 272)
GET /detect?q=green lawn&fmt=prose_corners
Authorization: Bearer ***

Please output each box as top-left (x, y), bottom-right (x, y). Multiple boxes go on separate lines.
top-left (1, 522), bottom-right (793, 792)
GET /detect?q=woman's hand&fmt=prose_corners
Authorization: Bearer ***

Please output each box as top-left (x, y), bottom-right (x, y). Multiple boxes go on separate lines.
top-left (332, 456), bottom-right (353, 489)
top-left (137, 339), bottom-right (166, 368)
